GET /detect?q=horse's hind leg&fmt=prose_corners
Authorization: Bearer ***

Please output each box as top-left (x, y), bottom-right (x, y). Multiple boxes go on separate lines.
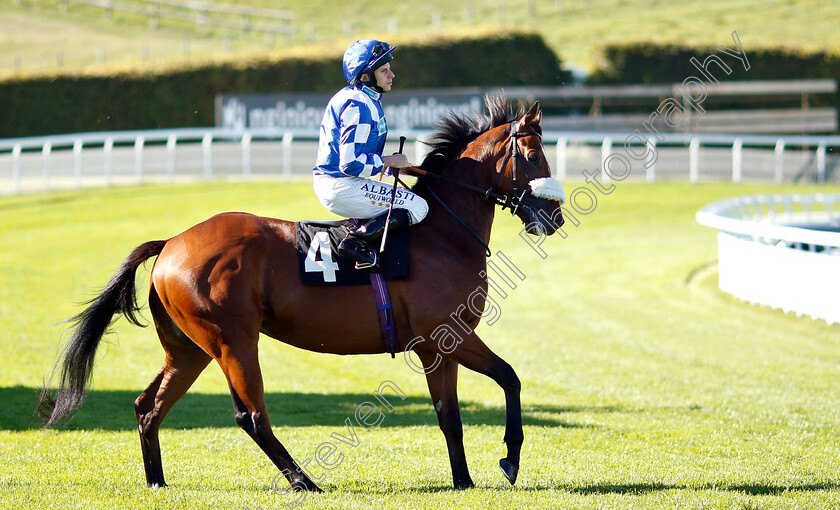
top-left (418, 353), bottom-right (474, 489)
top-left (214, 333), bottom-right (323, 493)
top-left (135, 287), bottom-right (211, 488)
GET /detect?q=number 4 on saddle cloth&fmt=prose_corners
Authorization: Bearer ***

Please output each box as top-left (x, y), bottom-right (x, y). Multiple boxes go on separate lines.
top-left (295, 219), bottom-right (410, 285)
top-left (295, 218), bottom-right (410, 357)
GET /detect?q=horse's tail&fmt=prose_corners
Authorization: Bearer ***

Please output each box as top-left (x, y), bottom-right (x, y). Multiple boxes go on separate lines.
top-left (36, 240), bottom-right (168, 428)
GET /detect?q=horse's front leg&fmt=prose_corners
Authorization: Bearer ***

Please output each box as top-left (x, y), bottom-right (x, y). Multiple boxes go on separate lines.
top-left (449, 331), bottom-right (522, 485)
top-left (416, 352), bottom-right (474, 488)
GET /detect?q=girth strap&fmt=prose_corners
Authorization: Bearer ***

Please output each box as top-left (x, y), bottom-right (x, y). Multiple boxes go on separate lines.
top-left (369, 272), bottom-right (399, 358)
top-left (346, 217), bottom-right (399, 357)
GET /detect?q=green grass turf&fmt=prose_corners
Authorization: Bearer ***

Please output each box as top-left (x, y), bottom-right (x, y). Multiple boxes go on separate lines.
top-left (2, 0), bottom-right (838, 77)
top-left (1, 179), bottom-right (839, 509)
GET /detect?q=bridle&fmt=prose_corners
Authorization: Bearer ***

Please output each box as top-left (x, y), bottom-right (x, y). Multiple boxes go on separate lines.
top-left (492, 122), bottom-right (544, 216)
top-left (404, 121), bottom-right (545, 256)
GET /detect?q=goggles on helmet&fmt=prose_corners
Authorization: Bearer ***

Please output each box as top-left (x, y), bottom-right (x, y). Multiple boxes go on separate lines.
top-left (353, 42), bottom-right (393, 84)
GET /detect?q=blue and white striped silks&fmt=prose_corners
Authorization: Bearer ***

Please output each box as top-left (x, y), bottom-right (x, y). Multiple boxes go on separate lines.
top-left (313, 84), bottom-right (388, 179)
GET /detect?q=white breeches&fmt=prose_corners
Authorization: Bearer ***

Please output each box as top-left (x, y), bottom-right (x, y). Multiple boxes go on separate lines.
top-left (313, 173), bottom-right (429, 225)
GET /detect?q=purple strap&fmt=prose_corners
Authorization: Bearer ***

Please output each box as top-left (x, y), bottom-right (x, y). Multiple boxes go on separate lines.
top-left (348, 218), bottom-right (399, 358)
top-left (370, 272), bottom-right (399, 358)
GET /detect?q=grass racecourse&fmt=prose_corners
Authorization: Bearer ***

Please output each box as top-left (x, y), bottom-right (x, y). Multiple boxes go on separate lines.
top-left (1, 179), bottom-right (839, 509)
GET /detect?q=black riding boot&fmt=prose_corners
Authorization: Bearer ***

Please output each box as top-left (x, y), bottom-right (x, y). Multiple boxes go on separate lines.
top-left (338, 209), bottom-right (412, 272)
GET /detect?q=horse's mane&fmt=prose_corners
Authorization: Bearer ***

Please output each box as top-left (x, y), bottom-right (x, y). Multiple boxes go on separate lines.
top-left (412, 91), bottom-right (525, 194)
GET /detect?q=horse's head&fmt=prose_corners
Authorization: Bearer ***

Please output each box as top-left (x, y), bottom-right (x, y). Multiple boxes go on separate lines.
top-left (414, 93), bottom-right (566, 242)
top-left (493, 101), bottom-right (566, 236)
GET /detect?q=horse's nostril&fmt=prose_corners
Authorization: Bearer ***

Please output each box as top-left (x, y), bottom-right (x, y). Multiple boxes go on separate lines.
top-left (528, 223), bottom-right (546, 235)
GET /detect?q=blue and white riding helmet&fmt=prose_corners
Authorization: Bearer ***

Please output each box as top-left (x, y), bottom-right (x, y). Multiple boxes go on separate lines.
top-left (342, 39), bottom-right (397, 84)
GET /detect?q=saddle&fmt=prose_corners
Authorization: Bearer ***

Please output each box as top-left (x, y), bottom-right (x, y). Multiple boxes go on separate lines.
top-left (295, 219), bottom-right (410, 286)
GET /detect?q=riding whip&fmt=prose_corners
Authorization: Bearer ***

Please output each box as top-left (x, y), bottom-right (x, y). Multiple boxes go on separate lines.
top-left (379, 136), bottom-right (406, 253)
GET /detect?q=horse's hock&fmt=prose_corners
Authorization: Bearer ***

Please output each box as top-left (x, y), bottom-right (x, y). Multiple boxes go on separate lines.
top-left (697, 194), bottom-right (840, 324)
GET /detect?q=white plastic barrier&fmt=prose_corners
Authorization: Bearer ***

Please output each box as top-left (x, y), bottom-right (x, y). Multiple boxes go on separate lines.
top-left (697, 194), bottom-right (840, 324)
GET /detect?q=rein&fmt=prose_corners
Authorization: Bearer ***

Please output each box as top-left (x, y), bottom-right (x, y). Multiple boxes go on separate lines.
top-left (405, 122), bottom-right (543, 257)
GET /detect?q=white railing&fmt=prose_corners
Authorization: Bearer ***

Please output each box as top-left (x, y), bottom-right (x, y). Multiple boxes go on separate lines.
top-left (2, 128), bottom-right (840, 195)
top-left (697, 194), bottom-right (840, 324)
top-left (59, 0), bottom-right (295, 35)
top-left (0, 128), bottom-right (319, 194)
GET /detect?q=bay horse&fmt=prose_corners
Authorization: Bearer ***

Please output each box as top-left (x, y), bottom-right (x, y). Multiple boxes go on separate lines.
top-left (37, 93), bottom-right (566, 492)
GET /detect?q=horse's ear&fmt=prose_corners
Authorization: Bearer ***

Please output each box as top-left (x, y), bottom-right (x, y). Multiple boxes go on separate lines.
top-left (532, 101), bottom-right (542, 124)
top-left (516, 101), bottom-right (542, 130)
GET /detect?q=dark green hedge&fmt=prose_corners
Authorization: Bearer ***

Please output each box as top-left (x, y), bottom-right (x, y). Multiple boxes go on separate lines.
top-left (589, 42), bottom-right (839, 113)
top-left (590, 43), bottom-right (840, 84)
top-left (0, 32), bottom-right (569, 138)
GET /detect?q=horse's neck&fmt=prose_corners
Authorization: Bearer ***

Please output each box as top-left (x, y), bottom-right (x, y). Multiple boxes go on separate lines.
top-left (426, 152), bottom-right (499, 251)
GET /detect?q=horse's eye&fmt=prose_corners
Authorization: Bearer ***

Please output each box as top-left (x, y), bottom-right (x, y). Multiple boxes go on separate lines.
top-left (527, 152), bottom-right (538, 162)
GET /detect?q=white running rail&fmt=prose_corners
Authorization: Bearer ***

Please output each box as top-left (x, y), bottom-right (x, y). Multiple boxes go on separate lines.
top-left (2, 129), bottom-right (840, 195)
top-left (697, 194), bottom-right (840, 324)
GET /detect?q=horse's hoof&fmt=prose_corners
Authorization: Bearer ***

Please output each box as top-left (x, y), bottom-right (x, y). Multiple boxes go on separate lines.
top-left (499, 458), bottom-right (518, 485)
top-left (287, 477), bottom-right (323, 493)
top-left (454, 479), bottom-right (475, 489)
top-left (298, 480), bottom-right (323, 493)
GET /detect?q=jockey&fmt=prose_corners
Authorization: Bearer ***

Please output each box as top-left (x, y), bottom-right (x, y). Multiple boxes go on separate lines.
top-left (313, 39), bottom-right (429, 272)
